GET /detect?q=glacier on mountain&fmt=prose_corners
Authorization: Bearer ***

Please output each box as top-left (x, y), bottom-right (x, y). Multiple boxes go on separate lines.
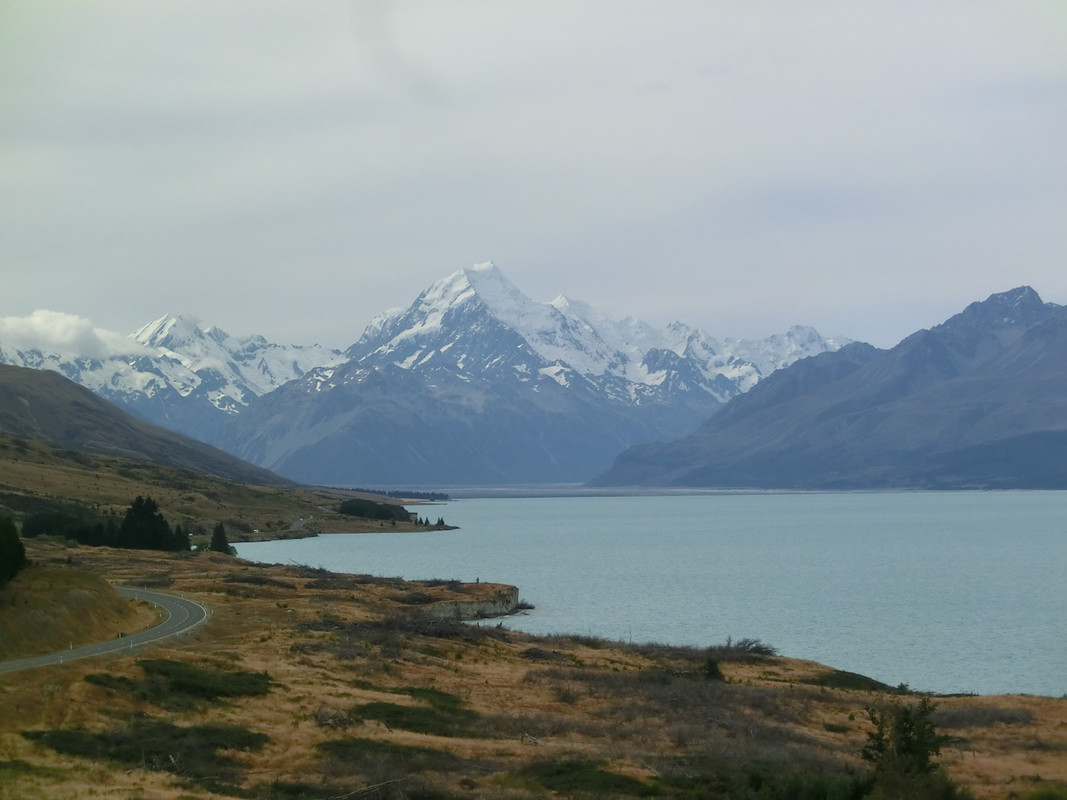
top-left (0, 311), bottom-right (343, 441)
top-left (218, 262), bottom-right (849, 485)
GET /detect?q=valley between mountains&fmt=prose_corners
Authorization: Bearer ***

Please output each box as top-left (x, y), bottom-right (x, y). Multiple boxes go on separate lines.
top-left (0, 263), bottom-right (845, 487)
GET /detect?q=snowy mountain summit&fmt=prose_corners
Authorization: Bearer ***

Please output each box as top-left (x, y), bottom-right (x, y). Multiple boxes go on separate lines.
top-left (350, 262), bottom-right (843, 399)
top-left (223, 263), bottom-right (847, 485)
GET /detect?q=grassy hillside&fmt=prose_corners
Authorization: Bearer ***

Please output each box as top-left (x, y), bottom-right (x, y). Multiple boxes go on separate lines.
top-left (0, 564), bottom-right (157, 659)
top-left (0, 364), bottom-right (289, 487)
top-left (1, 541), bottom-right (1064, 800)
top-left (0, 433), bottom-right (431, 543)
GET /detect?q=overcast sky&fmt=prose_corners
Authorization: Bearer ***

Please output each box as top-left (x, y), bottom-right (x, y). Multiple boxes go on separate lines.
top-left (2, 1), bottom-right (1065, 351)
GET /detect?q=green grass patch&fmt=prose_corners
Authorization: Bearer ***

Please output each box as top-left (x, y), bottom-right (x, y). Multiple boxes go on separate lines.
top-left (350, 688), bottom-right (480, 738)
top-left (0, 758), bottom-right (64, 780)
top-left (316, 737), bottom-right (465, 773)
top-left (520, 758), bottom-right (658, 796)
top-left (1019, 786), bottom-right (1067, 800)
top-left (23, 720), bottom-right (268, 783)
top-left (801, 669), bottom-right (900, 693)
top-left (85, 658), bottom-right (271, 709)
top-left (652, 756), bottom-right (871, 800)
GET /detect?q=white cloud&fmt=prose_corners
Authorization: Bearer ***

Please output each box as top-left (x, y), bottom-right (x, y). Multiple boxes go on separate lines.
top-left (0, 311), bottom-right (147, 360)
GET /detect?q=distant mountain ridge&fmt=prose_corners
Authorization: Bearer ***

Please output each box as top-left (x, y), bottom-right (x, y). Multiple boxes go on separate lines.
top-left (592, 286), bottom-right (1067, 489)
top-left (0, 314), bottom-right (342, 441)
top-left (0, 263), bottom-right (846, 486)
top-left (218, 263), bottom-right (846, 485)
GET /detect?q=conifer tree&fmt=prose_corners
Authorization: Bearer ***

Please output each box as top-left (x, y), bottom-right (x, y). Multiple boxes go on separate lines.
top-left (0, 516), bottom-right (26, 586)
top-left (118, 496), bottom-right (188, 552)
top-left (208, 522), bottom-right (235, 555)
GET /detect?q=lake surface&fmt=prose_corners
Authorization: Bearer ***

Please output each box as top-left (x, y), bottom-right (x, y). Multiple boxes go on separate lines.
top-left (235, 492), bottom-right (1066, 697)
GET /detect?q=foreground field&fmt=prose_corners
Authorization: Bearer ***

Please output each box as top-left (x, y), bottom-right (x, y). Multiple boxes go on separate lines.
top-left (1, 540), bottom-right (1064, 800)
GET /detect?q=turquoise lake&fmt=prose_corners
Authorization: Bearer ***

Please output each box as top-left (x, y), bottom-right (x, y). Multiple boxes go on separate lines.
top-left (235, 491), bottom-right (1066, 697)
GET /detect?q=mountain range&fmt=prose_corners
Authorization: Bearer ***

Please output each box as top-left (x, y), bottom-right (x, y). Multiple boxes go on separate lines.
top-left (0, 263), bottom-right (844, 486)
top-left (592, 286), bottom-right (1067, 489)
top-left (0, 314), bottom-right (341, 443)
top-left (216, 263), bottom-right (845, 485)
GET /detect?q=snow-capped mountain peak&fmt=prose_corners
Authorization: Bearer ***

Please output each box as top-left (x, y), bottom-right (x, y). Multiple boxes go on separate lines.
top-left (345, 262), bottom-right (844, 401)
top-left (0, 310), bottom-right (343, 440)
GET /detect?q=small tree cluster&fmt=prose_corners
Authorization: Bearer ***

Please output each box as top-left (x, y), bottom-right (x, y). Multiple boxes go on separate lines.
top-left (118, 496), bottom-right (189, 552)
top-left (862, 697), bottom-right (949, 775)
top-left (862, 697), bottom-right (966, 799)
top-left (337, 498), bottom-right (412, 522)
top-left (22, 506), bottom-right (119, 547)
top-left (0, 516), bottom-right (27, 586)
top-left (415, 516), bottom-right (448, 528)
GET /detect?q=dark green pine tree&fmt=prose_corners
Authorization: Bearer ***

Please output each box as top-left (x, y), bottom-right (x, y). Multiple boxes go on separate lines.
top-left (118, 496), bottom-right (189, 552)
top-left (0, 516), bottom-right (27, 586)
top-left (208, 522), bottom-right (234, 555)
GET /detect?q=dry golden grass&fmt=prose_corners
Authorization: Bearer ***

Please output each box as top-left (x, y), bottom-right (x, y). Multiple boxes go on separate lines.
top-left (0, 564), bottom-right (158, 659)
top-left (1, 540), bottom-right (1063, 800)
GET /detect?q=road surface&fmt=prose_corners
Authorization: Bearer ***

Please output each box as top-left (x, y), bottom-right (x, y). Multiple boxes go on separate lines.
top-left (0, 587), bottom-right (209, 675)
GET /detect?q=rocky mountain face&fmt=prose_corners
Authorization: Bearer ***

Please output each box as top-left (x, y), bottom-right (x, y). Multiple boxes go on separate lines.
top-left (592, 287), bottom-right (1067, 489)
top-left (0, 315), bottom-right (342, 442)
top-left (218, 263), bottom-right (845, 486)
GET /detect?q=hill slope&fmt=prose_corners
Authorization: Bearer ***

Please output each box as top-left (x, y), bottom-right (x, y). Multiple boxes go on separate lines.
top-left (0, 313), bottom-right (342, 442)
top-left (593, 287), bottom-right (1067, 489)
top-left (0, 564), bottom-right (156, 659)
top-left (0, 364), bottom-right (290, 486)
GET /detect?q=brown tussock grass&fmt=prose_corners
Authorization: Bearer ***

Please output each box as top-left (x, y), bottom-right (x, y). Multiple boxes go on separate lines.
top-left (1, 539), bottom-right (1063, 800)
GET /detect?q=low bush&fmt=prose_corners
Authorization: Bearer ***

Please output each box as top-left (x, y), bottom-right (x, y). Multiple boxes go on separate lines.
top-left (350, 687), bottom-right (481, 738)
top-left (706, 637), bottom-right (780, 661)
top-left (803, 670), bottom-right (900, 693)
top-left (140, 658), bottom-right (271, 699)
top-left (0, 759), bottom-right (63, 780)
top-left (23, 720), bottom-right (268, 782)
top-left (1018, 786), bottom-right (1067, 800)
top-left (520, 758), bottom-right (657, 796)
top-left (85, 658), bottom-right (271, 709)
top-left (316, 737), bottom-right (465, 774)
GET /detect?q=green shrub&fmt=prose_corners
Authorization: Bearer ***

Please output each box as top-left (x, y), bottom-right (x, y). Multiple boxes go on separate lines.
top-left (804, 670), bottom-right (899, 693)
top-left (139, 659), bottom-right (271, 699)
top-left (351, 688), bottom-right (480, 737)
top-left (703, 657), bottom-right (726, 681)
top-left (337, 498), bottom-right (412, 522)
top-left (23, 720), bottom-right (267, 782)
top-left (1018, 787), bottom-right (1067, 800)
top-left (316, 737), bottom-right (464, 773)
top-left (0, 516), bottom-right (26, 586)
top-left (85, 659), bottom-right (271, 709)
top-left (520, 759), bottom-right (657, 796)
top-left (862, 698), bottom-right (949, 776)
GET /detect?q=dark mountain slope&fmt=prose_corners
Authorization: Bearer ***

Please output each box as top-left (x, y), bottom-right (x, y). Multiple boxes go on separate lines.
top-left (592, 287), bottom-right (1067, 489)
top-left (0, 364), bottom-right (291, 486)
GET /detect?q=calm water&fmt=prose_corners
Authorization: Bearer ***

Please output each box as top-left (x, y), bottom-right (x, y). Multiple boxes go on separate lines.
top-left (235, 492), bottom-right (1066, 697)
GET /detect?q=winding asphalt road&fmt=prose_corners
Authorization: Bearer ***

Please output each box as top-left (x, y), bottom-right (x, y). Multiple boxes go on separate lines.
top-left (0, 588), bottom-right (209, 676)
